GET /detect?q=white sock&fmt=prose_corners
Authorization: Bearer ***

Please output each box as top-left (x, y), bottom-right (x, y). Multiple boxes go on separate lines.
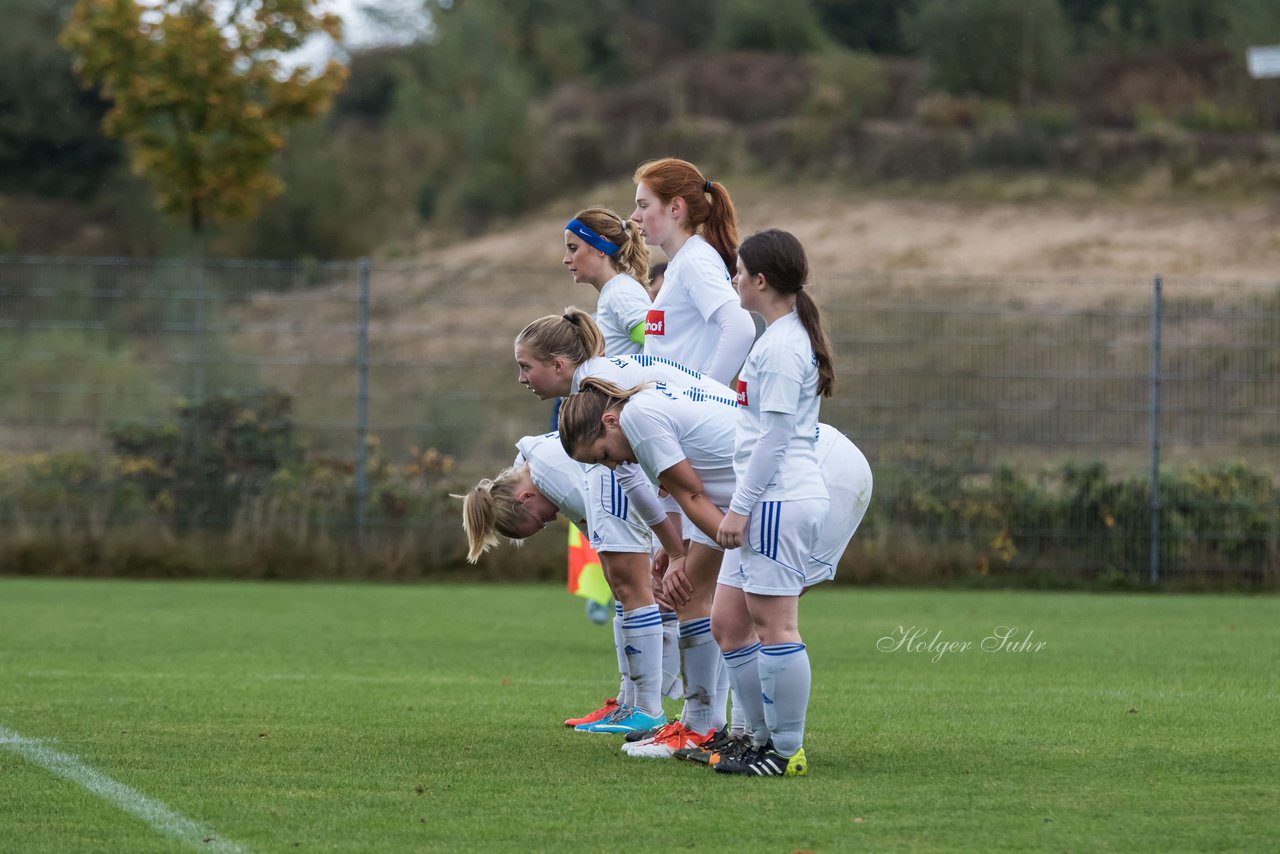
top-left (758, 642), bottom-right (810, 757)
top-left (729, 692), bottom-right (747, 736)
top-left (677, 618), bottom-right (718, 735)
top-left (723, 643), bottom-right (767, 744)
top-left (712, 654), bottom-right (729, 731)
top-left (621, 605), bottom-right (664, 716)
top-left (660, 611), bottom-right (682, 699)
top-left (613, 605), bottom-right (634, 707)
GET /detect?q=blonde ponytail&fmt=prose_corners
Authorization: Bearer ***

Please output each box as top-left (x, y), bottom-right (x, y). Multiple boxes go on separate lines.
top-left (453, 466), bottom-right (533, 562)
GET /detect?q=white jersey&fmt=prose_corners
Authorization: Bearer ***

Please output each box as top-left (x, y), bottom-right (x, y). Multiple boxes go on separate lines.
top-left (619, 384), bottom-right (740, 508)
top-left (571, 353), bottom-right (733, 398)
top-left (733, 310), bottom-right (827, 503)
top-left (642, 234), bottom-right (746, 378)
top-left (595, 273), bottom-right (651, 357)
top-left (514, 432), bottom-right (588, 528)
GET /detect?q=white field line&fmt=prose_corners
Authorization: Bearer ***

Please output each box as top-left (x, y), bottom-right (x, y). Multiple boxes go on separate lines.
top-left (0, 724), bottom-right (250, 854)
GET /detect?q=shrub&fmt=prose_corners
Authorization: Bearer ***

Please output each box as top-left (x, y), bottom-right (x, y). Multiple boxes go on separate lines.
top-left (908, 0), bottom-right (1070, 102)
top-left (1179, 99), bottom-right (1258, 134)
top-left (804, 49), bottom-right (890, 126)
top-left (970, 124), bottom-right (1054, 169)
top-left (710, 0), bottom-right (828, 55)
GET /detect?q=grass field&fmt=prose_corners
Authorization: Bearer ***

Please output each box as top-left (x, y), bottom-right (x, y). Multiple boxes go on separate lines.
top-left (1, 579), bottom-right (1277, 853)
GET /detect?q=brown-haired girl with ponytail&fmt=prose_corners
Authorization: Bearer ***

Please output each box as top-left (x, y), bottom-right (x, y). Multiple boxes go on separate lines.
top-left (630, 158), bottom-right (755, 386)
top-left (709, 228), bottom-right (844, 778)
top-left (559, 372), bottom-right (872, 771)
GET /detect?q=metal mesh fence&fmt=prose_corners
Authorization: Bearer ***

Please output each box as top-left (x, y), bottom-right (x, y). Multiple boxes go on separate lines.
top-left (2, 256), bottom-right (1277, 582)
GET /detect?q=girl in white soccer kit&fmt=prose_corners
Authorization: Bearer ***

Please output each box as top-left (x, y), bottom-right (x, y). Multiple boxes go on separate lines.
top-left (514, 308), bottom-right (737, 737)
top-left (457, 432), bottom-right (670, 736)
top-left (558, 379), bottom-right (742, 758)
top-left (630, 158), bottom-right (755, 387)
top-left (558, 379), bottom-right (871, 766)
top-left (554, 207), bottom-right (662, 723)
top-left (562, 205), bottom-right (652, 357)
top-left (711, 228), bottom-right (852, 777)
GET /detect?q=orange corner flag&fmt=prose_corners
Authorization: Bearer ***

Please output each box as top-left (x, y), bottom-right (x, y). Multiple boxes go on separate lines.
top-left (567, 523), bottom-right (611, 606)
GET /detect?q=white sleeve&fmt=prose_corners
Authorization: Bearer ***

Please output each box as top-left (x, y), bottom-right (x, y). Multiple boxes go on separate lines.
top-left (703, 301), bottom-right (756, 386)
top-left (614, 279), bottom-right (652, 331)
top-left (729, 411), bottom-right (791, 515)
top-left (614, 462), bottom-right (667, 527)
top-left (622, 405), bottom-right (685, 479)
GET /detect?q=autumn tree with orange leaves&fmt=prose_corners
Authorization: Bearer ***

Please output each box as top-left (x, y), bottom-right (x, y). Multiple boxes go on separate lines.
top-left (60, 0), bottom-right (348, 236)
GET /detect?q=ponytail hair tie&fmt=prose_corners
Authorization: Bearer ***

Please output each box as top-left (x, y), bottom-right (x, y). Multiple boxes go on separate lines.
top-left (703, 180), bottom-right (713, 194)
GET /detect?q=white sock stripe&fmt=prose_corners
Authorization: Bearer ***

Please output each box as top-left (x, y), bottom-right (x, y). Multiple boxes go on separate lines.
top-left (0, 724), bottom-right (249, 853)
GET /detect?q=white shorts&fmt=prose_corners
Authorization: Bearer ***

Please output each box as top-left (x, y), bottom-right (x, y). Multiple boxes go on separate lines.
top-left (585, 465), bottom-right (653, 554)
top-left (718, 497), bottom-right (830, 596)
top-left (810, 435), bottom-right (873, 581)
top-left (682, 505), bottom-right (727, 551)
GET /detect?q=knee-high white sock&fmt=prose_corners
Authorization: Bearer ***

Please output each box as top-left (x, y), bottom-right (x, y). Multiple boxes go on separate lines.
top-left (758, 642), bottom-right (811, 757)
top-left (712, 653), bottom-right (729, 731)
top-left (613, 604), bottom-right (634, 707)
top-left (661, 611), bottom-right (682, 699)
top-left (729, 690), bottom-right (747, 736)
top-left (723, 643), bottom-right (767, 744)
top-left (677, 618), bottom-right (719, 735)
top-left (621, 605), bottom-right (664, 716)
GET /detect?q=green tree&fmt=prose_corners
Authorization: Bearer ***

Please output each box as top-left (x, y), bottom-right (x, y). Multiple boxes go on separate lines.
top-left (909, 0), bottom-right (1070, 103)
top-left (397, 1), bottom-right (535, 227)
top-left (1059, 0), bottom-right (1239, 51)
top-left (711, 0), bottom-right (830, 55)
top-left (812, 0), bottom-right (922, 55)
top-left (0, 0), bottom-right (120, 198)
top-left (60, 0), bottom-right (348, 235)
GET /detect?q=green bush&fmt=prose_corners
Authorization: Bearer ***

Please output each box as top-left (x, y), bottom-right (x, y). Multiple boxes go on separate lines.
top-left (970, 124), bottom-right (1054, 169)
top-left (1, 389), bottom-right (1276, 586)
top-left (908, 0), bottom-right (1070, 102)
top-left (711, 0), bottom-right (829, 55)
top-left (804, 49), bottom-right (889, 125)
top-left (1179, 99), bottom-right (1258, 134)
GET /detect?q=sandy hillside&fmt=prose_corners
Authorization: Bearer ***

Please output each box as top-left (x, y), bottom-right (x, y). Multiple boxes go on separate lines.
top-left (403, 181), bottom-right (1280, 303)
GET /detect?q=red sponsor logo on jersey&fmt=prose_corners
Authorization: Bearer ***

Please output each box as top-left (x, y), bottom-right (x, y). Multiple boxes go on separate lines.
top-left (645, 309), bottom-right (665, 336)
top-left (736, 380), bottom-right (748, 407)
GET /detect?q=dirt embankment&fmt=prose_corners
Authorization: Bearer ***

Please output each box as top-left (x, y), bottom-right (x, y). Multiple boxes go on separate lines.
top-left (405, 182), bottom-right (1280, 297)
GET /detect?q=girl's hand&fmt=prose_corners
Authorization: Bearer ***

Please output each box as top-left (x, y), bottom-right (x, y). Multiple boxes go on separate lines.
top-left (717, 510), bottom-right (749, 550)
top-left (661, 553), bottom-right (693, 607)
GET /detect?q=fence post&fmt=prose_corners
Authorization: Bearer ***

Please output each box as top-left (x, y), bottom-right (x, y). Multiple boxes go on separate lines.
top-left (1149, 275), bottom-right (1162, 585)
top-left (356, 258), bottom-right (371, 551)
top-left (192, 249), bottom-right (206, 403)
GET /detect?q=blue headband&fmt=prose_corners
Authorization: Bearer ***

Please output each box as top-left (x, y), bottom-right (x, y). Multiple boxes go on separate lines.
top-left (566, 219), bottom-right (620, 256)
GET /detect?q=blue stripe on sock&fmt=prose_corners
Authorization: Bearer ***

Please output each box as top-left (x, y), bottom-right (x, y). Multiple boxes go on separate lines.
top-left (659, 611), bottom-right (678, 624)
top-left (760, 642), bottom-right (806, 657)
top-left (678, 618), bottom-right (711, 639)
top-left (615, 602), bottom-right (624, 616)
top-left (723, 642), bottom-right (762, 662)
top-left (623, 617), bottom-right (665, 630)
top-left (622, 607), bottom-right (664, 628)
